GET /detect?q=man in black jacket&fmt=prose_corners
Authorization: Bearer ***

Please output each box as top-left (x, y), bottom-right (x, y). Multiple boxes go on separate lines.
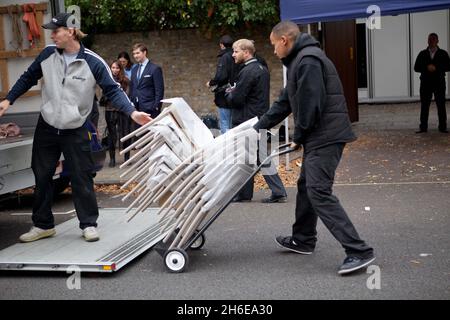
top-left (414, 33), bottom-right (450, 133)
top-left (207, 35), bottom-right (238, 134)
top-left (227, 39), bottom-right (287, 203)
top-left (254, 21), bottom-right (374, 275)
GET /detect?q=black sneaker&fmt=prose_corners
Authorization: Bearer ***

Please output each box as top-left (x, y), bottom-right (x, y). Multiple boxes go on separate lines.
top-left (439, 129), bottom-right (449, 133)
top-left (231, 197), bottom-right (252, 203)
top-left (415, 129), bottom-right (427, 133)
top-left (338, 256), bottom-right (376, 275)
top-left (261, 195), bottom-right (287, 203)
top-left (275, 236), bottom-right (314, 255)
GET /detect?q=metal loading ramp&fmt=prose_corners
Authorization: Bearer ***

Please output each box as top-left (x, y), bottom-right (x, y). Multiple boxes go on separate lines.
top-left (0, 208), bottom-right (174, 273)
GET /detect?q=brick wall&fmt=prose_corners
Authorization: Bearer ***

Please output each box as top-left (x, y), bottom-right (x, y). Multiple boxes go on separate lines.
top-left (91, 28), bottom-right (284, 116)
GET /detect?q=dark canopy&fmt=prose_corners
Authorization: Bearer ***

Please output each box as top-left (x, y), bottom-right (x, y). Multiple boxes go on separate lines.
top-left (280, 0), bottom-right (450, 24)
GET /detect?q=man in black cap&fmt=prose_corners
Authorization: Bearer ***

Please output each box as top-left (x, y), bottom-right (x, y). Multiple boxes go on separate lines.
top-left (0, 12), bottom-right (151, 243)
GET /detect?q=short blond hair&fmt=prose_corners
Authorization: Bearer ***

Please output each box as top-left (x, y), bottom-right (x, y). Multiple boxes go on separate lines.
top-left (66, 28), bottom-right (87, 41)
top-left (233, 39), bottom-right (255, 55)
top-left (74, 29), bottom-right (87, 41)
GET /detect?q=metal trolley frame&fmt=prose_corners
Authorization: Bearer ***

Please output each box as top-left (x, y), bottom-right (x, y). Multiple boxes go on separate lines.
top-left (154, 143), bottom-right (296, 273)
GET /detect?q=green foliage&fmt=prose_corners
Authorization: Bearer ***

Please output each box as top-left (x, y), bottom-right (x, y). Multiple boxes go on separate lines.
top-left (64, 0), bottom-right (279, 35)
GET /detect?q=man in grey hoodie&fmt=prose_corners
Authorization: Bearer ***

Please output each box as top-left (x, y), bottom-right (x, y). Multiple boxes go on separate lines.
top-left (254, 21), bottom-right (375, 275)
top-left (0, 13), bottom-right (152, 243)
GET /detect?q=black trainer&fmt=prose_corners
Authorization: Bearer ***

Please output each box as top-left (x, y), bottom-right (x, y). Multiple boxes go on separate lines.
top-left (338, 256), bottom-right (376, 275)
top-left (261, 195), bottom-right (287, 203)
top-left (275, 236), bottom-right (314, 255)
top-left (231, 196), bottom-right (252, 203)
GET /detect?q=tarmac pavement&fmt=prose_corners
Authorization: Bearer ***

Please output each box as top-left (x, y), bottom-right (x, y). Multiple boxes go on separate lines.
top-left (0, 102), bottom-right (448, 300)
top-left (0, 183), bottom-right (448, 300)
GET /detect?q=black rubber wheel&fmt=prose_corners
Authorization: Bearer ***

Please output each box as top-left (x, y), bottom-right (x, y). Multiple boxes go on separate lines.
top-left (164, 249), bottom-right (189, 273)
top-left (189, 232), bottom-right (206, 250)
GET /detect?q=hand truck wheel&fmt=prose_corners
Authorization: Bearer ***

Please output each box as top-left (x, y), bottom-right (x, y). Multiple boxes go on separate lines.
top-left (164, 249), bottom-right (189, 273)
top-left (189, 232), bottom-right (206, 250)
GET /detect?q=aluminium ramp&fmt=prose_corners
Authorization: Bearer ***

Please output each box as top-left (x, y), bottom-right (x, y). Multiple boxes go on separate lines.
top-left (0, 208), bottom-right (174, 273)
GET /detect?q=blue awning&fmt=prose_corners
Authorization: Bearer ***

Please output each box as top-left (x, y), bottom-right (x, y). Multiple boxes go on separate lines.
top-left (280, 0), bottom-right (450, 24)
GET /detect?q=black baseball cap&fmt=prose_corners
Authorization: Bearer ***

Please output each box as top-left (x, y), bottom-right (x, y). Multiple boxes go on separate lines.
top-left (42, 13), bottom-right (76, 29)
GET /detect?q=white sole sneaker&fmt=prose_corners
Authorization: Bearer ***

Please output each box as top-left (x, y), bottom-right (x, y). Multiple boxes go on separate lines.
top-left (82, 227), bottom-right (100, 242)
top-left (275, 237), bottom-right (313, 255)
top-left (84, 235), bottom-right (99, 242)
top-left (83, 233), bottom-right (100, 242)
top-left (338, 257), bottom-right (376, 275)
top-left (19, 228), bottom-right (56, 243)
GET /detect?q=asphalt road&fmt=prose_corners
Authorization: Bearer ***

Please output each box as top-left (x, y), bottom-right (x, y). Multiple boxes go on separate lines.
top-left (0, 182), bottom-right (449, 300)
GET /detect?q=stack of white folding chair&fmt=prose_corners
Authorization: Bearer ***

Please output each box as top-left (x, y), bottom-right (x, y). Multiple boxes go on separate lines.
top-left (120, 97), bottom-right (259, 250)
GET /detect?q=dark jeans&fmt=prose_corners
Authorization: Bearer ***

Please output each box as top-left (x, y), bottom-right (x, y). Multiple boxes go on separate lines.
top-left (236, 147), bottom-right (287, 200)
top-left (31, 117), bottom-right (99, 230)
top-left (105, 110), bottom-right (131, 160)
top-left (293, 143), bottom-right (374, 259)
top-left (237, 173), bottom-right (286, 200)
top-left (419, 82), bottom-right (447, 131)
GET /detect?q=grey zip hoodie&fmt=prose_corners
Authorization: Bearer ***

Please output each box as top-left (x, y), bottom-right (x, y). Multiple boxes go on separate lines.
top-left (7, 44), bottom-right (135, 129)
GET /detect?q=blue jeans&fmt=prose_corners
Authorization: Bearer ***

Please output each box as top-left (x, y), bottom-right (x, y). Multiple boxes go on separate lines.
top-left (218, 107), bottom-right (232, 134)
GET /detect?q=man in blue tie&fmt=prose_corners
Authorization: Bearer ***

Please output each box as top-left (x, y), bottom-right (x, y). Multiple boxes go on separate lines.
top-left (130, 43), bottom-right (165, 119)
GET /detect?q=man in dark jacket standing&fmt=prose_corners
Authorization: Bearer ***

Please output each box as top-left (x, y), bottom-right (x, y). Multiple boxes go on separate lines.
top-left (206, 35), bottom-right (238, 134)
top-left (414, 33), bottom-right (450, 133)
top-left (254, 21), bottom-right (374, 275)
top-left (227, 39), bottom-right (287, 203)
top-left (130, 43), bottom-right (165, 119)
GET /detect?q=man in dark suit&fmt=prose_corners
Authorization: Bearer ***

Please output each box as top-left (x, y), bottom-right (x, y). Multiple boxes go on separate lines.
top-left (414, 33), bottom-right (450, 133)
top-left (130, 43), bottom-right (165, 119)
